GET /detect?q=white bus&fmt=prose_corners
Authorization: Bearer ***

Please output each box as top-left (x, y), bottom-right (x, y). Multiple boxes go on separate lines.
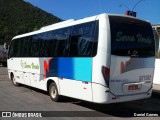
top-left (153, 25), bottom-right (160, 84)
top-left (7, 13), bottom-right (155, 104)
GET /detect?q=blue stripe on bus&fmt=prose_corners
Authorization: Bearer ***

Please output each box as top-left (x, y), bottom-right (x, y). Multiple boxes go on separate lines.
top-left (46, 58), bottom-right (92, 82)
top-left (73, 58), bottom-right (92, 82)
top-left (58, 58), bottom-right (74, 79)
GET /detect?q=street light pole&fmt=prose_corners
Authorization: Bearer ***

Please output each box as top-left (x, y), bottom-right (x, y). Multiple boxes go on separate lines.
top-left (132, 0), bottom-right (145, 11)
top-left (119, 0), bottom-right (146, 17)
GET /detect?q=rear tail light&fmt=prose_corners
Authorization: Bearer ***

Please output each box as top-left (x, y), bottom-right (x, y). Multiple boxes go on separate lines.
top-left (102, 66), bottom-right (110, 76)
top-left (101, 66), bottom-right (110, 87)
top-left (112, 97), bottom-right (117, 100)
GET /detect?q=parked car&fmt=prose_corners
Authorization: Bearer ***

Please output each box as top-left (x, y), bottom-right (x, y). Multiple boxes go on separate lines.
top-left (0, 43), bottom-right (8, 67)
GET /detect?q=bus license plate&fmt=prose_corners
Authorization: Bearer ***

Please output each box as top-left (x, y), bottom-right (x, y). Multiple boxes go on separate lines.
top-left (128, 84), bottom-right (141, 91)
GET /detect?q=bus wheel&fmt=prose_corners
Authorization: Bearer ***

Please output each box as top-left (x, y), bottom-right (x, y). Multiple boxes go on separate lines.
top-left (49, 83), bottom-right (59, 102)
top-left (11, 74), bottom-right (19, 86)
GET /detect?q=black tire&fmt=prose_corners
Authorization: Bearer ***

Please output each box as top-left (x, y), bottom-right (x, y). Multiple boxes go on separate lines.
top-left (49, 82), bottom-right (59, 102)
top-left (11, 74), bottom-right (19, 86)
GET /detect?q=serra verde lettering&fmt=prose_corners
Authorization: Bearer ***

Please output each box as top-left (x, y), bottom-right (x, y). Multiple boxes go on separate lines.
top-left (116, 31), bottom-right (135, 42)
top-left (116, 31), bottom-right (152, 44)
top-left (20, 60), bottom-right (39, 69)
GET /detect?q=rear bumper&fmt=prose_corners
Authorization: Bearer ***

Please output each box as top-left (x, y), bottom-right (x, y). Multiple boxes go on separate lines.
top-left (92, 83), bottom-right (152, 104)
top-left (106, 89), bottom-right (152, 104)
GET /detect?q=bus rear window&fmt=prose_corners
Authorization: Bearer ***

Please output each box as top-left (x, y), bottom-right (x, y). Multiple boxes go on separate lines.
top-left (109, 16), bottom-right (155, 57)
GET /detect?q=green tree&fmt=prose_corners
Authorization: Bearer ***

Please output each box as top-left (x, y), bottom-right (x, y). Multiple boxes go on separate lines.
top-left (0, 0), bottom-right (62, 44)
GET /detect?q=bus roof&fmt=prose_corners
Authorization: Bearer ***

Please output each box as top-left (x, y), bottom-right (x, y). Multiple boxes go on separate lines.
top-left (40, 19), bottom-right (75, 30)
top-left (12, 13), bottom-right (150, 40)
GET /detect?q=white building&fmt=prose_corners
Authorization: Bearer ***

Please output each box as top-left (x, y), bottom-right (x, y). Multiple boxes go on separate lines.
top-left (153, 24), bottom-right (160, 84)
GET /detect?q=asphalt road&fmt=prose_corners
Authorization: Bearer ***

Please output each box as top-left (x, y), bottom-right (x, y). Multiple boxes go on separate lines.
top-left (0, 65), bottom-right (160, 120)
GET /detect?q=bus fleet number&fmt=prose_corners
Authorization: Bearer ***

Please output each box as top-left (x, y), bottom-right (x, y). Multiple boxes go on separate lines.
top-left (139, 75), bottom-right (151, 82)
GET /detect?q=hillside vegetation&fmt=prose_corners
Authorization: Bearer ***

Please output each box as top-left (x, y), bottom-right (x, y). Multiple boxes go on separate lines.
top-left (0, 0), bottom-right (62, 44)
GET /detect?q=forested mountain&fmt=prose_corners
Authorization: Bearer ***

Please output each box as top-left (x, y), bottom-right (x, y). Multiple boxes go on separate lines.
top-left (0, 0), bottom-right (62, 44)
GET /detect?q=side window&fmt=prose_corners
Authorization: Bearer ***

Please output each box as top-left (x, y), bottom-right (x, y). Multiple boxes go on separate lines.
top-left (31, 35), bottom-right (42, 57)
top-left (54, 28), bottom-right (71, 57)
top-left (78, 21), bottom-right (98, 56)
top-left (69, 26), bottom-right (80, 56)
top-left (20, 37), bottom-right (30, 57)
top-left (16, 39), bottom-right (21, 57)
top-left (8, 40), bottom-right (16, 58)
top-left (30, 28), bottom-right (71, 57)
top-left (40, 38), bottom-right (48, 57)
top-left (69, 21), bottom-right (98, 57)
top-left (36, 32), bottom-right (52, 57)
top-left (8, 39), bottom-right (21, 58)
top-left (9, 21), bottom-right (98, 58)
top-left (46, 31), bottom-right (58, 56)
